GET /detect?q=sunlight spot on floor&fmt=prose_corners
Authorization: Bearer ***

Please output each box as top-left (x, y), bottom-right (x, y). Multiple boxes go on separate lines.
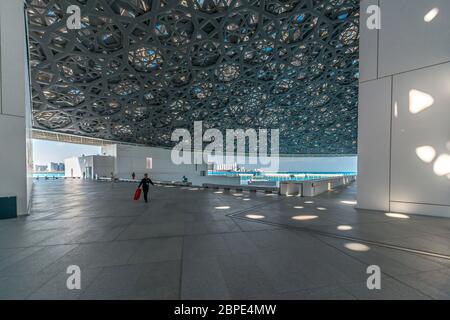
top-left (246, 214), bottom-right (265, 219)
top-left (385, 212), bottom-right (410, 219)
top-left (345, 242), bottom-right (370, 252)
top-left (292, 215), bottom-right (318, 221)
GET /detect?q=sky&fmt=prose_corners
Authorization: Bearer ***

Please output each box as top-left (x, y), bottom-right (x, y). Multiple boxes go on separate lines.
top-left (32, 139), bottom-right (101, 165)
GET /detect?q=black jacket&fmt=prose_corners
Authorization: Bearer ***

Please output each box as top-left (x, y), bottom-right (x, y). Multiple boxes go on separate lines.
top-left (138, 178), bottom-right (154, 189)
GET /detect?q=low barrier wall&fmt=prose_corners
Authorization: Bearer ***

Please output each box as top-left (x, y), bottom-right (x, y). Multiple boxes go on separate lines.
top-left (203, 183), bottom-right (278, 193)
top-left (280, 175), bottom-right (356, 197)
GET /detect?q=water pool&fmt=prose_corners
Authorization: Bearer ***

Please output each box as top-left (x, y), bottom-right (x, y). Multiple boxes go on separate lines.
top-left (208, 171), bottom-right (356, 186)
top-left (33, 173), bottom-right (65, 178)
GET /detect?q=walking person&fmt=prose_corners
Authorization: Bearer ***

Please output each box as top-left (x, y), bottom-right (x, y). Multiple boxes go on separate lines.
top-left (132, 172), bottom-right (136, 180)
top-left (110, 172), bottom-right (115, 188)
top-left (138, 173), bottom-right (155, 203)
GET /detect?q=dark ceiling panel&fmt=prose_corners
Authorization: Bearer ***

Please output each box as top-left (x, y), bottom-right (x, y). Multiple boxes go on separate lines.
top-left (27, 0), bottom-right (359, 154)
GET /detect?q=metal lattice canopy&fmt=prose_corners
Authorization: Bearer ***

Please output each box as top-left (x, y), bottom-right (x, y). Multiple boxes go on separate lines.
top-left (27, 0), bottom-right (359, 154)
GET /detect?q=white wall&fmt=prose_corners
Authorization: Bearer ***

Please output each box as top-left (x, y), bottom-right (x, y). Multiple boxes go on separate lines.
top-left (93, 156), bottom-right (115, 178)
top-left (358, 0), bottom-right (450, 217)
top-left (101, 144), bottom-right (118, 174)
top-left (102, 144), bottom-right (207, 183)
top-left (65, 157), bottom-right (83, 178)
top-left (0, 0), bottom-right (32, 216)
top-left (65, 155), bottom-right (114, 179)
top-left (358, 78), bottom-right (392, 211)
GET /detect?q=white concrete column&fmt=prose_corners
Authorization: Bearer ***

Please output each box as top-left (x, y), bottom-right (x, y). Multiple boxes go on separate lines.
top-left (358, 0), bottom-right (450, 217)
top-left (0, 0), bottom-right (32, 217)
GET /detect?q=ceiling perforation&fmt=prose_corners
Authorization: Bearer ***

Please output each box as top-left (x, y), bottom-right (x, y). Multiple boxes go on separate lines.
top-left (27, 0), bottom-right (359, 154)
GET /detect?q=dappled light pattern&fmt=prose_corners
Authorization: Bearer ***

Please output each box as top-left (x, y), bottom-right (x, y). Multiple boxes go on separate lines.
top-left (416, 146), bottom-right (436, 164)
top-left (424, 8), bottom-right (439, 22)
top-left (409, 89), bottom-right (434, 114)
top-left (433, 154), bottom-right (450, 177)
top-left (27, 0), bottom-right (359, 154)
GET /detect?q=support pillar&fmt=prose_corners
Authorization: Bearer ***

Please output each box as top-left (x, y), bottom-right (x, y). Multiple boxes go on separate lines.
top-left (0, 0), bottom-right (32, 218)
top-left (358, 0), bottom-right (450, 217)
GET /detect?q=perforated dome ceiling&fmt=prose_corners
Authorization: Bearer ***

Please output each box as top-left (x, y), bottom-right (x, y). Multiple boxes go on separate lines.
top-left (27, 0), bottom-right (359, 154)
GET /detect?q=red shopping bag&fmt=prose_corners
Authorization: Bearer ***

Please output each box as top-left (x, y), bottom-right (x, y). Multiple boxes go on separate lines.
top-left (133, 188), bottom-right (142, 201)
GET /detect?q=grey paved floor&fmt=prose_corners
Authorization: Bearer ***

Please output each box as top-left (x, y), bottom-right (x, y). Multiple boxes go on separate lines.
top-left (1, 180), bottom-right (450, 300)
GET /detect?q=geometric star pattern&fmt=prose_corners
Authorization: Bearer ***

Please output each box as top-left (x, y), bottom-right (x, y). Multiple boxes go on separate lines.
top-left (27, 0), bottom-right (359, 154)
